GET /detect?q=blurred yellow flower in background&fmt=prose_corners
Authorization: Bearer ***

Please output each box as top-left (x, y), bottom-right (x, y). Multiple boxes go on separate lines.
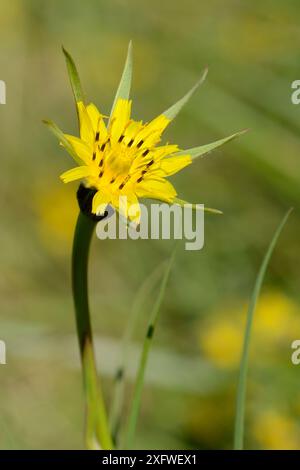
top-left (185, 394), bottom-right (235, 447)
top-left (193, 291), bottom-right (300, 450)
top-left (199, 291), bottom-right (300, 369)
top-left (200, 320), bottom-right (242, 368)
top-left (252, 410), bottom-right (300, 450)
top-left (254, 292), bottom-right (299, 340)
top-left (34, 184), bottom-right (77, 254)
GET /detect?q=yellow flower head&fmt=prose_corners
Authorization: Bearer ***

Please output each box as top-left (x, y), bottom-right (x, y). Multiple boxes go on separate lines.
top-left (45, 43), bottom-right (244, 221)
top-left (61, 99), bottom-right (191, 221)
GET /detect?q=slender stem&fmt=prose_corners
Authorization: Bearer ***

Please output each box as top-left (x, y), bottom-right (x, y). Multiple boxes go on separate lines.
top-left (72, 210), bottom-right (113, 450)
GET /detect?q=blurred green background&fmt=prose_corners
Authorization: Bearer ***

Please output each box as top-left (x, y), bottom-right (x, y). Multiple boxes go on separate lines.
top-left (1, 0), bottom-right (300, 450)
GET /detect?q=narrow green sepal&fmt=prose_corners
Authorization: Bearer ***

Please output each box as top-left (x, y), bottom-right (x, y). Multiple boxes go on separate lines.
top-left (110, 41), bottom-right (133, 122)
top-left (162, 67), bottom-right (208, 120)
top-left (62, 46), bottom-right (85, 104)
top-left (43, 119), bottom-right (84, 165)
top-left (177, 129), bottom-right (248, 160)
top-left (173, 198), bottom-right (223, 215)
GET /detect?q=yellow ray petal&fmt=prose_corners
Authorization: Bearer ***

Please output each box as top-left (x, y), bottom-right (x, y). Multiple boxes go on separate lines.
top-left (60, 166), bottom-right (91, 183)
top-left (77, 101), bottom-right (94, 143)
top-left (86, 103), bottom-right (101, 130)
top-left (92, 189), bottom-right (111, 214)
top-left (113, 192), bottom-right (141, 223)
top-left (152, 144), bottom-right (179, 160)
top-left (131, 144), bottom-right (179, 174)
top-left (86, 103), bottom-right (108, 142)
top-left (109, 98), bottom-right (132, 144)
top-left (123, 120), bottom-right (143, 146)
top-left (135, 177), bottom-right (177, 202)
top-left (159, 154), bottom-right (192, 176)
top-left (135, 114), bottom-right (170, 148)
top-left (64, 134), bottom-right (92, 163)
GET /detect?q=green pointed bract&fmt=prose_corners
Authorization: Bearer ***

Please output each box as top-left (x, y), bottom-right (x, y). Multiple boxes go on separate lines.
top-left (62, 47), bottom-right (85, 104)
top-left (110, 41), bottom-right (133, 122)
top-left (162, 68), bottom-right (208, 121)
top-left (43, 119), bottom-right (84, 166)
top-left (177, 129), bottom-right (248, 160)
top-left (173, 198), bottom-right (222, 215)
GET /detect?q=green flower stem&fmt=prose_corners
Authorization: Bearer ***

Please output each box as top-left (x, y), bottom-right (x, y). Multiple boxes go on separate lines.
top-left (72, 210), bottom-right (113, 450)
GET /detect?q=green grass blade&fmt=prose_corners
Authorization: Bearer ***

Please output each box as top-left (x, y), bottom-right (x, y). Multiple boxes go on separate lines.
top-left (62, 46), bottom-right (85, 104)
top-left (233, 207), bottom-right (293, 450)
top-left (124, 245), bottom-right (178, 449)
top-left (163, 68), bottom-right (207, 120)
top-left (109, 263), bottom-right (165, 445)
top-left (110, 41), bottom-right (133, 121)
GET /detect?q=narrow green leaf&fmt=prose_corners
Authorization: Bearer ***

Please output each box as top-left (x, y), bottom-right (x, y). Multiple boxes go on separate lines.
top-left (110, 41), bottom-right (133, 121)
top-left (124, 244), bottom-right (178, 449)
top-left (177, 129), bottom-right (248, 160)
top-left (62, 46), bottom-right (85, 104)
top-left (43, 119), bottom-right (84, 165)
top-left (162, 67), bottom-right (208, 120)
top-left (233, 208), bottom-right (293, 450)
top-left (174, 198), bottom-right (223, 215)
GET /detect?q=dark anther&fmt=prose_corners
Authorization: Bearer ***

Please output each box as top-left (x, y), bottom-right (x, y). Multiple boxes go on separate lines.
top-left (147, 325), bottom-right (154, 339)
top-left (118, 135), bottom-right (124, 143)
top-left (99, 170), bottom-right (104, 178)
top-left (99, 159), bottom-right (103, 167)
top-left (137, 140), bottom-right (144, 148)
top-left (92, 152), bottom-right (96, 160)
top-left (142, 149), bottom-right (149, 156)
top-left (76, 183), bottom-right (108, 222)
top-left (142, 169), bottom-right (147, 175)
top-left (147, 159), bottom-right (154, 167)
top-left (100, 143), bottom-right (106, 151)
top-left (119, 182), bottom-right (125, 190)
top-left (95, 132), bottom-right (100, 141)
top-left (137, 176), bottom-right (143, 183)
top-left (128, 139), bottom-right (134, 147)
top-left (110, 178), bottom-right (116, 184)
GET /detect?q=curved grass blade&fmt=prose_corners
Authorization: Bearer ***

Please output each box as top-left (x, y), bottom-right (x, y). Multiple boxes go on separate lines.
top-left (109, 263), bottom-right (165, 445)
top-left (110, 41), bottom-right (133, 122)
top-left (62, 46), bottom-right (85, 104)
top-left (233, 207), bottom-right (293, 450)
top-left (42, 119), bottom-right (84, 165)
top-left (124, 244), bottom-right (178, 449)
top-left (176, 129), bottom-right (248, 160)
top-left (163, 68), bottom-right (208, 120)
